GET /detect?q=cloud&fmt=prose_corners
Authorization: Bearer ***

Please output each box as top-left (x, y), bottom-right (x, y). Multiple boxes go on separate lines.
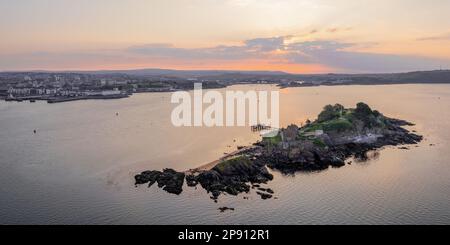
top-left (128, 44), bottom-right (251, 60)
top-left (327, 28), bottom-right (339, 33)
top-left (127, 36), bottom-right (287, 61)
top-left (287, 40), bottom-right (353, 52)
top-left (284, 40), bottom-right (447, 73)
top-left (0, 50), bottom-right (130, 71)
top-left (325, 27), bottom-right (353, 33)
top-left (417, 32), bottom-right (450, 41)
top-left (126, 38), bottom-right (448, 73)
top-left (2, 35), bottom-right (449, 73)
top-left (244, 37), bottom-right (285, 51)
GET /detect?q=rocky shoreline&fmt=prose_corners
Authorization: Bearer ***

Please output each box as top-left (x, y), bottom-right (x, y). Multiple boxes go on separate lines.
top-left (134, 103), bottom-right (423, 201)
top-left (135, 169), bottom-right (185, 195)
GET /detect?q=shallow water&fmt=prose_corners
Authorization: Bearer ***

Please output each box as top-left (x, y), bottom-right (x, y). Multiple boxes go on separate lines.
top-left (1, 84), bottom-right (450, 224)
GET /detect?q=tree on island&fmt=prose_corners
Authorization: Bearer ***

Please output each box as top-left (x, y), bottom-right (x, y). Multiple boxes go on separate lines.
top-left (317, 103), bottom-right (345, 123)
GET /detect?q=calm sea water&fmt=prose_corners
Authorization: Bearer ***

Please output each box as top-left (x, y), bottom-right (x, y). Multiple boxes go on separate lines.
top-left (1, 84), bottom-right (450, 224)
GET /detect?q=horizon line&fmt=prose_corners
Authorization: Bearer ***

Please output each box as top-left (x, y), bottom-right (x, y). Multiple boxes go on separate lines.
top-left (0, 67), bottom-right (449, 76)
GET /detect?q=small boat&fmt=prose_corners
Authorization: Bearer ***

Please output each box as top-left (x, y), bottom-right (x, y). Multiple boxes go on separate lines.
top-left (30, 100), bottom-right (36, 103)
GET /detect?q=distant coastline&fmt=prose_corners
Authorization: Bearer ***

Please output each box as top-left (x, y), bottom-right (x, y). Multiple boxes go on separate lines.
top-left (1, 69), bottom-right (450, 104)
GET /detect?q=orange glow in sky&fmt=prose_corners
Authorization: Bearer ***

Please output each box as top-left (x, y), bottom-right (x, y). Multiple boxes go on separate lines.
top-left (1, 0), bottom-right (449, 73)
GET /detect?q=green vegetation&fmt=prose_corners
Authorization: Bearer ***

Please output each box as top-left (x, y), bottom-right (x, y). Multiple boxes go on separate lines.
top-left (303, 117), bottom-right (352, 133)
top-left (214, 156), bottom-right (252, 172)
top-left (303, 123), bottom-right (323, 132)
top-left (312, 138), bottom-right (327, 148)
top-left (322, 118), bottom-right (353, 132)
top-left (354, 102), bottom-right (373, 117)
top-left (297, 133), bottom-right (310, 141)
top-left (262, 133), bottom-right (282, 145)
top-left (317, 104), bottom-right (345, 123)
top-left (302, 102), bottom-right (386, 133)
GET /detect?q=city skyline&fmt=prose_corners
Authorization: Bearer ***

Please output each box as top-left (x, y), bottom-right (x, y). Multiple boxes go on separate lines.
top-left (1, 0), bottom-right (450, 73)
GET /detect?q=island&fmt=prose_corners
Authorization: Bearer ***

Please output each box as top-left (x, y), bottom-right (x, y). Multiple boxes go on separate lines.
top-left (134, 102), bottom-right (423, 201)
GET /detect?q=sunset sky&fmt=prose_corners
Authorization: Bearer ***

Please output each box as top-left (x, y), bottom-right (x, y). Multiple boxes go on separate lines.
top-left (1, 0), bottom-right (450, 73)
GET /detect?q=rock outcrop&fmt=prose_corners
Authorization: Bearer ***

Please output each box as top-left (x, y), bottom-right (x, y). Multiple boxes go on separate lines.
top-left (134, 102), bottom-right (423, 201)
top-left (135, 168), bottom-right (185, 195)
top-left (188, 156), bottom-right (273, 200)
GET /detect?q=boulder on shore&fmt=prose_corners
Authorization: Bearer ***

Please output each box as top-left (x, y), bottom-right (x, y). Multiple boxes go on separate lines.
top-left (194, 156), bottom-right (273, 200)
top-left (135, 168), bottom-right (185, 195)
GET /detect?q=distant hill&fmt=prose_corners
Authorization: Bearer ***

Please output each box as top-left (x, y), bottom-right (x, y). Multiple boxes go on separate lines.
top-left (115, 69), bottom-right (450, 84)
top-left (64, 68), bottom-right (290, 78)
top-left (1, 69), bottom-right (450, 86)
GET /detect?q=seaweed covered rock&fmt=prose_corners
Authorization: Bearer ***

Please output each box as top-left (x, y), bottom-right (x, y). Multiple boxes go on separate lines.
top-left (135, 170), bottom-right (161, 186)
top-left (135, 168), bottom-right (185, 195)
top-left (195, 156), bottom-right (273, 200)
top-left (157, 169), bottom-right (185, 195)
